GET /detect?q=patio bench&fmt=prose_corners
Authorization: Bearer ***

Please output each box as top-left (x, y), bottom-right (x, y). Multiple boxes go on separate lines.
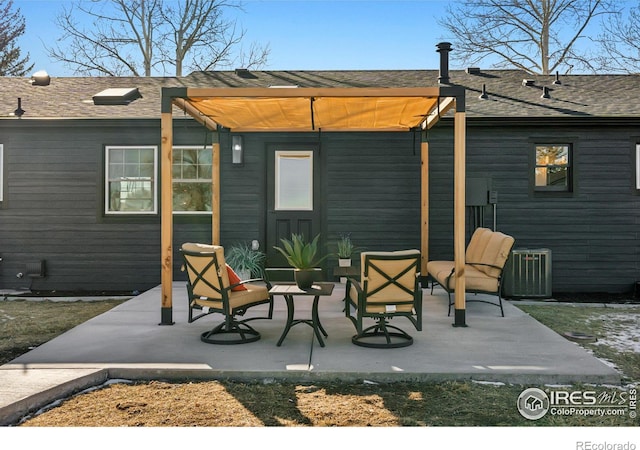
top-left (427, 227), bottom-right (515, 316)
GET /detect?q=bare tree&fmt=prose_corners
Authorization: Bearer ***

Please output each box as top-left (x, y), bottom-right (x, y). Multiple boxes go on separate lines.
top-left (438, 0), bottom-right (616, 75)
top-left (594, 3), bottom-right (640, 73)
top-left (0, 0), bottom-right (33, 76)
top-left (160, 0), bottom-right (268, 75)
top-left (47, 0), bottom-right (269, 76)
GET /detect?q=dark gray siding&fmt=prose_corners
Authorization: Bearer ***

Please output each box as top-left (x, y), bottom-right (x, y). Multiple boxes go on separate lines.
top-left (216, 131), bottom-right (423, 276)
top-left (324, 132), bottom-right (422, 262)
top-left (2, 117), bottom-right (640, 295)
top-left (0, 119), bottom-right (209, 293)
top-left (428, 120), bottom-right (640, 294)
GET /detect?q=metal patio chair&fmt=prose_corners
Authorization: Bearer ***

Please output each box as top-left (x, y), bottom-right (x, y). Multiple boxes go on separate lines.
top-left (181, 243), bottom-right (273, 344)
top-left (345, 250), bottom-right (422, 348)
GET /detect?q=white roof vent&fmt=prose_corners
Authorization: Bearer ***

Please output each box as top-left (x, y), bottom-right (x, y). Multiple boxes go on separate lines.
top-left (31, 70), bottom-right (50, 86)
top-left (93, 88), bottom-right (141, 105)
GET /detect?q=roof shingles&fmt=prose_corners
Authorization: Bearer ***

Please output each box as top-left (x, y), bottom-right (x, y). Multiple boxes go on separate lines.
top-left (1, 70), bottom-right (639, 120)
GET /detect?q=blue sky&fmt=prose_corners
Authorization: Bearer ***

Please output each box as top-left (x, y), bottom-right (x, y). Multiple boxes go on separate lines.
top-left (15, 0), bottom-right (454, 76)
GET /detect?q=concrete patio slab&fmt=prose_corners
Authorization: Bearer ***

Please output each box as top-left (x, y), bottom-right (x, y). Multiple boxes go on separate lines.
top-left (0, 283), bottom-right (621, 425)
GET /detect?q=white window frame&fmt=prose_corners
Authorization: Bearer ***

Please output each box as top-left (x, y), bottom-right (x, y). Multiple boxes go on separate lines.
top-left (275, 150), bottom-right (313, 211)
top-left (105, 146), bottom-right (158, 215)
top-left (172, 145), bottom-right (213, 215)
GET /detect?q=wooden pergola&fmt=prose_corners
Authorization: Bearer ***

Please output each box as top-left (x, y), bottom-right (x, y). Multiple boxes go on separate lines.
top-left (160, 85), bottom-right (469, 327)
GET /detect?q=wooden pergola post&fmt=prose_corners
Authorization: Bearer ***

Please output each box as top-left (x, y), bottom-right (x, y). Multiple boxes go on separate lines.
top-left (453, 107), bottom-right (467, 327)
top-left (420, 132), bottom-right (429, 282)
top-left (212, 133), bottom-right (220, 245)
top-left (160, 94), bottom-right (175, 325)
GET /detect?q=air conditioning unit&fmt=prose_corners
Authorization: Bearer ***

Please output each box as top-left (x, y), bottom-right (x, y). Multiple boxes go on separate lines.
top-left (502, 249), bottom-right (552, 299)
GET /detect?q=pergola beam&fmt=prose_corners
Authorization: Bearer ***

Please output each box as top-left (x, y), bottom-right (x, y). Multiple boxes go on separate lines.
top-left (173, 98), bottom-right (219, 131)
top-left (183, 86), bottom-right (442, 99)
top-left (423, 96), bottom-right (456, 130)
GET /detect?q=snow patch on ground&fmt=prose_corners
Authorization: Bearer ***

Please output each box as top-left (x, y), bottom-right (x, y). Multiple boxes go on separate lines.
top-left (591, 312), bottom-right (640, 353)
top-left (0, 312), bottom-right (16, 322)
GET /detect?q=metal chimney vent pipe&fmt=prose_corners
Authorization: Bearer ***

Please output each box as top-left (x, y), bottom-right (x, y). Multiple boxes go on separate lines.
top-left (479, 84), bottom-right (488, 99)
top-left (436, 42), bottom-right (452, 84)
top-left (541, 86), bottom-right (551, 99)
top-left (553, 71), bottom-right (562, 85)
top-left (14, 98), bottom-right (25, 117)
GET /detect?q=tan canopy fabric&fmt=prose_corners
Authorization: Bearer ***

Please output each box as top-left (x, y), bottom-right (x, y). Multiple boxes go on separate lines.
top-left (187, 95), bottom-right (440, 131)
top-left (172, 87), bottom-right (448, 132)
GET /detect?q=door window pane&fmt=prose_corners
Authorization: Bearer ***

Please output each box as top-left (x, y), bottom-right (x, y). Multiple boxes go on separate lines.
top-left (275, 151), bottom-right (313, 210)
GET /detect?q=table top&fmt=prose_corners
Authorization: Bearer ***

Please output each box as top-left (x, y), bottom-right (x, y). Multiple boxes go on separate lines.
top-left (269, 282), bottom-right (335, 296)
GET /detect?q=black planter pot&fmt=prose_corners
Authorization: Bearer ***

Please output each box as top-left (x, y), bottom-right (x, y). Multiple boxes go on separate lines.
top-left (294, 269), bottom-right (315, 289)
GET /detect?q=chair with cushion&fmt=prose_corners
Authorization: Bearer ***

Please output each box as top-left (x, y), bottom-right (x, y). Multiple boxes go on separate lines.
top-left (181, 242), bottom-right (273, 344)
top-left (345, 250), bottom-right (422, 348)
top-left (427, 227), bottom-right (515, 316)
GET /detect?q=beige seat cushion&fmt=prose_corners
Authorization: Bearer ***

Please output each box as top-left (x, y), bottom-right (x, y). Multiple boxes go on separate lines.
top-left (465, 227), bottom-right (493, 264)
top-left (473, 232), bottom-right (515, 278)
top-left (427, 260), bottom-right (499, 293)
top-left (192, 283), bottom-right (269, 312)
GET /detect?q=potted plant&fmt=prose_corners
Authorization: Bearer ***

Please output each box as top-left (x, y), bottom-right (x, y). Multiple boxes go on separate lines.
top-left (273, 233), bottom-right (329, 289)
top-left (225, 242), bottom-right (266, 280)
top-left (337, 233), bottom-right (358, 265)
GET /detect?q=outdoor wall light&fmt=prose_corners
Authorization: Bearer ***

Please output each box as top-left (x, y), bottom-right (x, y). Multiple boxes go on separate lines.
top-left (231, 135), bottom-right (243, 165)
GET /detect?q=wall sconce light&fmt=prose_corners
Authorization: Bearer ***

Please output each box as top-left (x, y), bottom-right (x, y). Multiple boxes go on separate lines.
top-left (232, 135), bottom-right (243, 165)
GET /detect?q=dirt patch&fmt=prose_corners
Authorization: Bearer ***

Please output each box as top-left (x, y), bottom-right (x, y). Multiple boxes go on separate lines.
top-left (15, 380), bottom-right (530, 427)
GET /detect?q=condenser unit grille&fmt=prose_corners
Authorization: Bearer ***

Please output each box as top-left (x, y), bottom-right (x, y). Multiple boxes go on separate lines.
top-left (503, 249), bottom-right (552, 299)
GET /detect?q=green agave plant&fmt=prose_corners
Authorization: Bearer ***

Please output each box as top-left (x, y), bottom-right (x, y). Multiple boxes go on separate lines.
top-left (273, 233), bottom-right (329, 269)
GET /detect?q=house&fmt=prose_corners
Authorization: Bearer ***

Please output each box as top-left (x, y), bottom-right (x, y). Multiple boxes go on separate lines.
top-left (2, 57), bottom-right (640, 297)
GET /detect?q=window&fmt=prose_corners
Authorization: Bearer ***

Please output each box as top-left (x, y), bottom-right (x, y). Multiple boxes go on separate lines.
top-left (172, 146), bottom-right (212, 213)
top-left (535, 144), bottom-right (571, 191)
top-left (105, 146), bottom-right (157, 214)
top-left (275, 150), bottom-right (313, 210)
